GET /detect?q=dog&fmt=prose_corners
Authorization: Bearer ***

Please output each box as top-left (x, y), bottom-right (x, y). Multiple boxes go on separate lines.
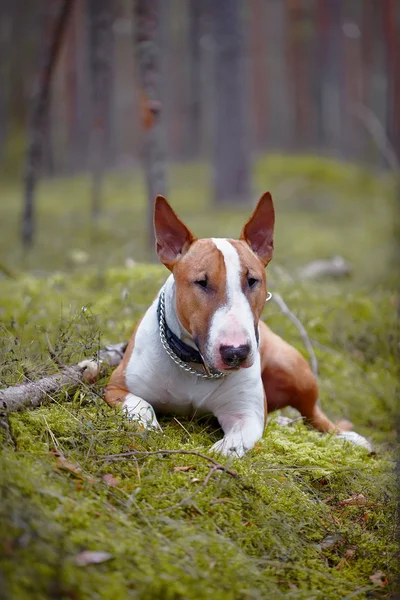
top-left (105, 192), bottom-right (371, 456)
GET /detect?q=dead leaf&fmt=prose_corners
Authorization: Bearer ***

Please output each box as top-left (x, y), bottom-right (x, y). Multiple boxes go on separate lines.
top-left (55, 455), bottom-right (82, 478)
top-left (173, 465), bottom-right (196, 472)
top-left (103, 474), bottom-right (119, 487)
top-left (322, 496), bottom-right (334, 504)
top-left (335, 547), bottom-right (356, 570)
top-left (75, 551), bottom-right (113, 567)
top-left (339, 493), bottom-right (367, 506)
top-left (369, 571), bottom-right (388, 587)
top-left (343, 547), bottom-right (356, 559)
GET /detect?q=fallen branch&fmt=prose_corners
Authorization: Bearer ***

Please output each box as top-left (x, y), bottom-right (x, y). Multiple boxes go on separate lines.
top-left (298, 256), bottom-right (352, 281)
top-left (0, 342), bottom-right (127, 415)
top-left (272, 293), bottom-right (318, 378)
top-left (353, 102), bottom-right (399, 171)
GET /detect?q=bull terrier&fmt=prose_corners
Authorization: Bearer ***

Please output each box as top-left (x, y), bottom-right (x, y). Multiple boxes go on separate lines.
top-left (105, 193), bottom-right (371, 456)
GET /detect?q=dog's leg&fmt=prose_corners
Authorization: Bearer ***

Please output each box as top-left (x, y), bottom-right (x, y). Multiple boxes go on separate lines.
top-left (259, 323), bottom-right (371, 449)
top-left (210, 411), bottom-right (264, 458)
top-left (105, 382), bottom-right (161, 431)
top-left (261, 356), bottom-right (330, 430)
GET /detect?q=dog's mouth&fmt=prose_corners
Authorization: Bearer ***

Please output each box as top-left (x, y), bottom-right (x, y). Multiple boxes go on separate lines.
top-left (205, 354), bottom-right (254, 374)
top-left (195, 336), bottom-right (253, 374)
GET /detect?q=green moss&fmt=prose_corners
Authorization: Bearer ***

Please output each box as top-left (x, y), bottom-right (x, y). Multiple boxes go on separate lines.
top-left (0, 154), bottom-right (398, 598)
top-left (0, 264), bottom-right (398, 599)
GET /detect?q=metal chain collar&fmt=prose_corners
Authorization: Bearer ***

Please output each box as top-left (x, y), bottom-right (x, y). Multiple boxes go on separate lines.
top-left (158, 288), bottom-right (273, 380)
top-left (158, 288), bottom-right (226, 379)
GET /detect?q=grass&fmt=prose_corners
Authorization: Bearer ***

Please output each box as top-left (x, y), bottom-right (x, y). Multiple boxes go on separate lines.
top-left (0, 155), bottom-right (398, 599)
top-left (0, 155), bottom-right (398, 286)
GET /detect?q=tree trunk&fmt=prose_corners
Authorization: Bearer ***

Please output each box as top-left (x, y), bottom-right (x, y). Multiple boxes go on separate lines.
top-left (325, 0), bottom-right (344, 157)
top-left (185, 0), bottom-right (203, 159)
top-left (74, 0), bottom-right (90, 173)
top-left (287, 0), bottom-right (308, 150)
top-left (0, 0), bottom-right (12, 161)
top-left (249, 0), bottom-right (268, 153)
top-left (212, 0), bottom-right (251, 205)
top-left (65, 0), bottom-right (78, 173)
top-left (383, 0), bottom-right (400, 161)
top-left (87, 0), bottom-right (114, 220)
top-left (21, 0), bottom-right (74, 249)
top-left (265, 0), bottom-right (291, 151)
top-left (133, 0), bottom-right (167, 254)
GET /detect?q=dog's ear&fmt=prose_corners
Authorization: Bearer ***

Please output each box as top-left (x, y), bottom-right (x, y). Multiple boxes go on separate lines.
top-left (154, 195), bottom-right (196, 269)
top-left (240, 192), bottom-right (275, 266)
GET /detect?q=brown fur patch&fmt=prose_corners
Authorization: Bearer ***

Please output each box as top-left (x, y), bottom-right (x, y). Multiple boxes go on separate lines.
top-left (173, 239), bottom-right (227, 356)
top-left (104, 316), bottom-right (144, 407)
top-left (230, 239), bottom-right (267, 326)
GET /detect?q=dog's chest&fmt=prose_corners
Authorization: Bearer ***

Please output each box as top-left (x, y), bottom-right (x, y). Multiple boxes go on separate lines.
top-left (123, 303), bottom-right (215, 413)
top-left (123, 300), bottom-right (262, 416)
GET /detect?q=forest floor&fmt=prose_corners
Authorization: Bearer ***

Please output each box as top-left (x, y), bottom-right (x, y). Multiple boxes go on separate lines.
top-left (0, 155), bottom-right (398, 599)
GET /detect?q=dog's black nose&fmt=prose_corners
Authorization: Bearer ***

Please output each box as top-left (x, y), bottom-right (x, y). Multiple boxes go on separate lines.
top-left (220, 344), bottom-right (250, 368)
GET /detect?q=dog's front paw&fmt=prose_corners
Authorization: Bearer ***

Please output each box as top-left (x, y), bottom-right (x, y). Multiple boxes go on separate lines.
top-left (210, 437), bottom-right (246, 458)
top-left (273, 415), bottom-right (296, 427)
top-left (336, 431), bottom-right (372, 452)
top-left (123, 395), bottom-right (162, 431)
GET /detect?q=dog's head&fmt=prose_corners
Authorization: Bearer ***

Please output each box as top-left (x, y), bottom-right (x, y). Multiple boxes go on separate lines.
top-left (154, 193), bottom-right (274, 372)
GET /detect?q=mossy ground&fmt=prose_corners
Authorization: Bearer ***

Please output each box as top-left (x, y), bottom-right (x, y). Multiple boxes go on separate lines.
top-left (0, 156), bottom-right (398, 599)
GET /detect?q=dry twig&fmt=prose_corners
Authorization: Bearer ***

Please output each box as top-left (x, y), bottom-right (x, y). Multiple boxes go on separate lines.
top-left (272, 293), bottom-right (319, 378)
top-left (353, 102), bottom-right (398, 171)
top-left (164, 465), bottom-right (220, 512)
top-left (0, 342), bottom-right (127, 415)
top-left (99, 449), bottom-right (239, 479)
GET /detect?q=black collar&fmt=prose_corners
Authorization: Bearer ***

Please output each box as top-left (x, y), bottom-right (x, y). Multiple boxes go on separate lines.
top-left (157, 295), bottom-right (204, 365)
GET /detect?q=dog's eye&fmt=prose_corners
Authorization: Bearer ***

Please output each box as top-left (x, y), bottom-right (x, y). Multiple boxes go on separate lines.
top-left (247, 277), bottom-right (258, 289)
top-left (195, 279), bottom-right (208, 289)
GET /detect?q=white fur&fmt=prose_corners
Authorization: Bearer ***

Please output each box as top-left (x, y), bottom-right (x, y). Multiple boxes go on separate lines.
top-left (336, 431), bottom-right (372, 451)
top-left (123, 393), bottom-right (161, 430)
top-left (207, 239), bottom-right (257, 369)
top-left (123, 275), bottom-right (265, 456)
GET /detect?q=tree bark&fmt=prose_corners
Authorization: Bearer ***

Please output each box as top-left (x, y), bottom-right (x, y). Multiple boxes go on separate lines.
top-left (0, 342), bottom-right (126, 415)
top-left (134, 0), bottom-right (167, 255)
top-left (21, 0), bottom-right (74, 249)
top-left (212, 0), bottom-right (250, 205)
top-left (186, 0), bottom-right (203, 159)
top-left (249, 0), bottom-right (268, 152)
top-left (287, 0), bottom-right (308, 150)
top-left (0, 0), bottom-right (12, 161)
top-left (87, 0), bottom-right (114, 220)
top-left (383, 0), bottom-right (400, 161)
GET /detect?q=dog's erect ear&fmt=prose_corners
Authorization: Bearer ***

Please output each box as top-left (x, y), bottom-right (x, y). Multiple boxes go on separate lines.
top-left (154, 195), bottom-right (196, 269)
top-left (240, 192), bottom-right (275, 266)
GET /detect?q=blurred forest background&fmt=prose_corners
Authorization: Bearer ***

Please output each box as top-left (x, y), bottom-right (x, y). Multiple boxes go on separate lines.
top-left (1, 3), bottom-right (399, 597)
top-left (0, 0), bottom-right (398, 277)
